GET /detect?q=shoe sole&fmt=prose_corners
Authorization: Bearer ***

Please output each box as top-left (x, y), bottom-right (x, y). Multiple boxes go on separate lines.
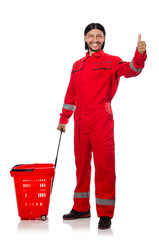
top-left (98, 225), bottom-right (111, 230)
top-left (63, 215), bottom-right (91, 220)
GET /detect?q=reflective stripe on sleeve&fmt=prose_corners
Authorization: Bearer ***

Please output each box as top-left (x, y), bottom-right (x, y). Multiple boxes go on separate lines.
top-left (130, 60), bottom-right (143, 73)
top-left (96, 198), bottom-right (115, 206)
top-left (63, 104), bottom-right (76, 111)
top-left (74, 192), bottom-right (90, 198)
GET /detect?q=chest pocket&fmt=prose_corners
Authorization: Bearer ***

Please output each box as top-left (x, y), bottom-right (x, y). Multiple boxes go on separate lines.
top-left (73, 63), bottom-right (84, 73)
top-left (92, 61), bottom-right (112, 70)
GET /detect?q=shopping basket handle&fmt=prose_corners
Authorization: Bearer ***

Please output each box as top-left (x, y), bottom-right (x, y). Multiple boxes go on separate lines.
top-left (50, 128), bottom-right (63, 194)
top-left (11, 164), bottom-right (33, 172)
top-left (11, 168), bottom-right (33, 172)
top-left (54, 128), bottom-right (63, 168)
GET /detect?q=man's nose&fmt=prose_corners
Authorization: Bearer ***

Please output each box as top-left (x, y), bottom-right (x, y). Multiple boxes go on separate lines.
top-left (92, 36), bottom-right (98, 41)
top-left (93, 38), bottom-right (98, 42)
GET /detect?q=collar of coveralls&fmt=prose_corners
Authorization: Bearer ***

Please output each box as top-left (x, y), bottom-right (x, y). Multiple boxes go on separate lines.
top-left (86, 49), bottom-right (105, 58)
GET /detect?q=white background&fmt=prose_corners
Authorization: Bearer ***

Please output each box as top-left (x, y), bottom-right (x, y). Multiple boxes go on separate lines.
top-left (0, 0), bottom-right (159, 239)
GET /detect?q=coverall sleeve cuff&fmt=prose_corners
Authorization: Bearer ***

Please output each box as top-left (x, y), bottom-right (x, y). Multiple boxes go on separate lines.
top-left (133, 48), bottom-right (147, 69)
top-left (59, 117), bottom-right (69, 125)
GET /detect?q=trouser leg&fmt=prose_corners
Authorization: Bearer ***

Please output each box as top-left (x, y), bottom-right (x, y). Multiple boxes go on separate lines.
top-left (90, 116), bottom-right (116, 218)
top-left (73, 131), bottom-right (92, 212)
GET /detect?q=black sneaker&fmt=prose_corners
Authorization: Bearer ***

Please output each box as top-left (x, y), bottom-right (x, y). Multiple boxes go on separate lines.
top-left (63, 209), bottom-right (91, 220)
top-left (98, 216), bottom-right (111, 229)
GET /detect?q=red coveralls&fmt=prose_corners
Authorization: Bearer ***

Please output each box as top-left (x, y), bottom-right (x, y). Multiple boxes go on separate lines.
top-left (59, 49), bottom-right (147, 218)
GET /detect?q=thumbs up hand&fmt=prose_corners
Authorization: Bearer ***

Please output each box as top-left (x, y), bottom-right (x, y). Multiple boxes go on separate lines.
top-left (137, 34), bottom-right (146, 54)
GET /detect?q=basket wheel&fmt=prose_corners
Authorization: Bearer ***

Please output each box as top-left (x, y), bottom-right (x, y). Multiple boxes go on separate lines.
top-left (41, 215), bottom-right (47, 221)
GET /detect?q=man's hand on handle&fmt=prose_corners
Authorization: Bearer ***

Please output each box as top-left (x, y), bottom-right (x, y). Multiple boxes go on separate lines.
top-left (137, 34), bottom-right (146, 54)
top-left (57, 123), bottom-right (66, 133)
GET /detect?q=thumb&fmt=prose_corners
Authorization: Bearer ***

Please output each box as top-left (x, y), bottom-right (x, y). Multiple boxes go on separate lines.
top-left (138, 34), bottom-right (141, 42)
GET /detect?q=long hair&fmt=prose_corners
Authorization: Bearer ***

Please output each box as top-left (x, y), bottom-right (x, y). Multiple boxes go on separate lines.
top-left (84, 23), bottom-right (106, 50)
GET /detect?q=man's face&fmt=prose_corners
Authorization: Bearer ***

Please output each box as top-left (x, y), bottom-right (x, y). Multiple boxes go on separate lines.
top-left (84, 29), bottom-right (105, 54)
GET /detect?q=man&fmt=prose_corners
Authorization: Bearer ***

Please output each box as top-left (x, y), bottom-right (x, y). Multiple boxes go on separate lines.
top-left (57, 23), bottom-right (147, 229)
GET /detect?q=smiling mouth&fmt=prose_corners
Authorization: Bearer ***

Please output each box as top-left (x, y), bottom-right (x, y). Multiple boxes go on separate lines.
top-left (91, 43), bottom-right (99, 47)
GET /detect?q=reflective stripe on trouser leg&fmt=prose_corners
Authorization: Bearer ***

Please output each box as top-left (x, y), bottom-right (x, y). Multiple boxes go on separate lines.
top-left (74, 192), bottom-right (90, 198)
top-left (96, 198), bottom-right (115, 206)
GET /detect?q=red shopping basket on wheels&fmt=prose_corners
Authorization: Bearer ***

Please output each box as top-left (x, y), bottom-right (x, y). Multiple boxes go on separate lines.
top-left (10, 129), bottom-right (63, 221)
